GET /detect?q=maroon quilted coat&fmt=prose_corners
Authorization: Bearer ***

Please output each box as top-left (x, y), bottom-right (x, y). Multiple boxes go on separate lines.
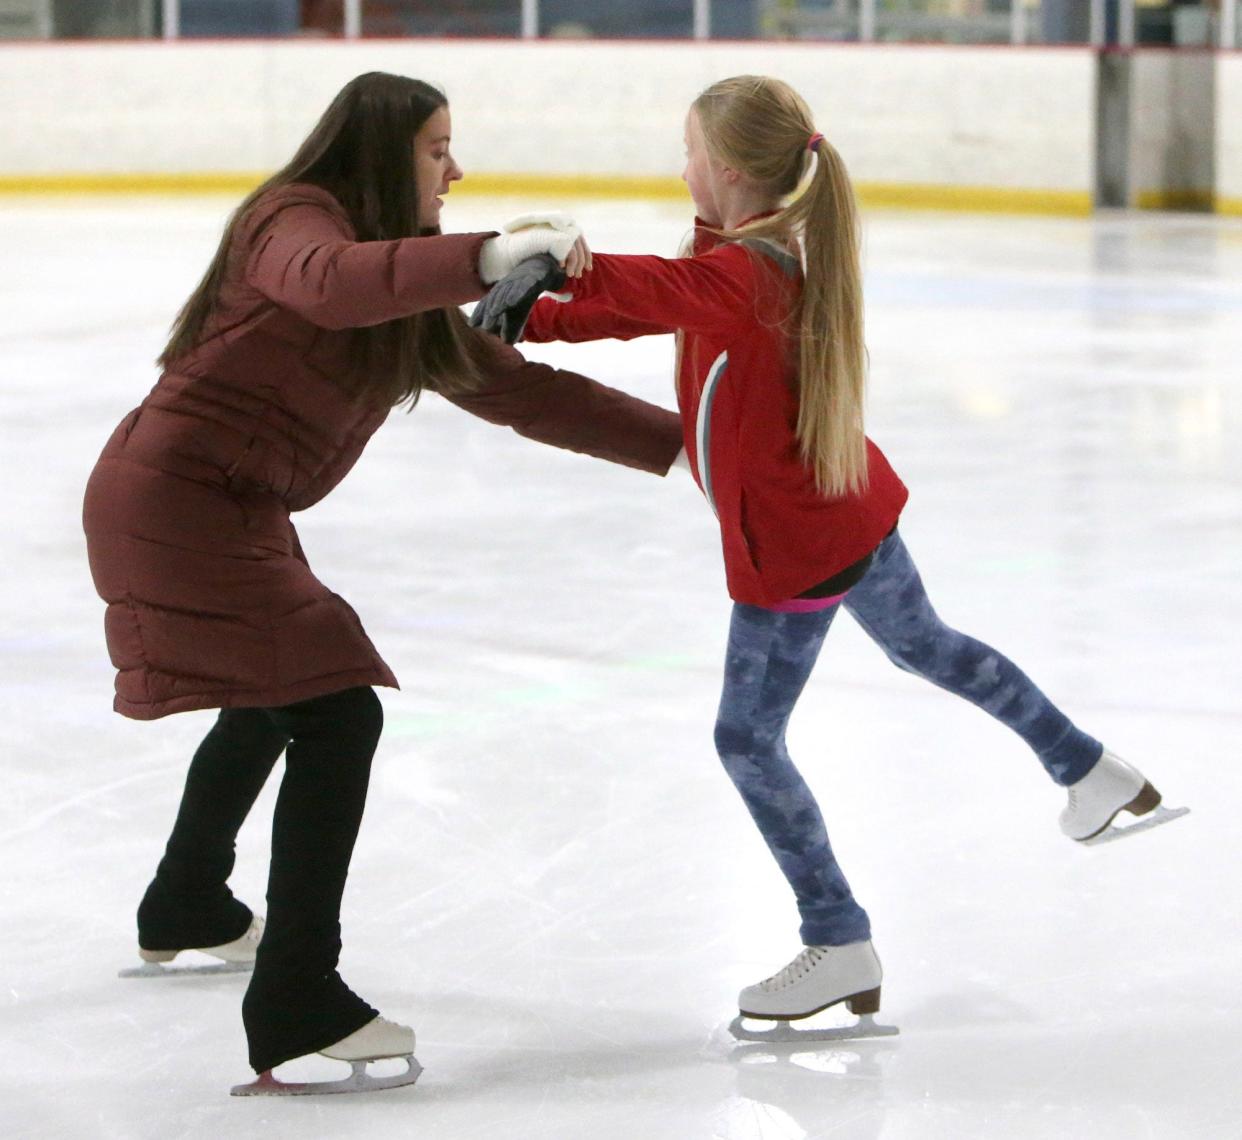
top-left (83, 184), bottom-right (681, 720)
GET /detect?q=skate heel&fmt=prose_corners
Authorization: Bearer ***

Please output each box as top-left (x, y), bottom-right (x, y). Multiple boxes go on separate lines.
top-left (138, 948), bottom-right (178, 964)
top-left (847, 987), bottom-right (881, 1016)
top-left (1125, 782), bottom-right (1161, 818)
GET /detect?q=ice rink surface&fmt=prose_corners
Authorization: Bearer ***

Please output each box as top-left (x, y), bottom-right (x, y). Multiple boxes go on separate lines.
top-left (2, 194), bottom-right (1240, 1139)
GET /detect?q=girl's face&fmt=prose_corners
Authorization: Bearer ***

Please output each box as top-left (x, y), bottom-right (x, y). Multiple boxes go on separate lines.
top-left (682, 108), bottom-right (723, 225)
top-left (414, 106), bottom-right (463, 229)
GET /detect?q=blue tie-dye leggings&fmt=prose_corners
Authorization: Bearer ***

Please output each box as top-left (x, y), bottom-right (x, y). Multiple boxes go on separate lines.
top-left (714, 528), bottom-right (1102, 946)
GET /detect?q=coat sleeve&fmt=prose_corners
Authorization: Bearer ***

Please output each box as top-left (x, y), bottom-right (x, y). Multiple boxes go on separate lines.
top-left (242, 196), bottom-right (494, 330)
top-left (554, 246), bottom-right (758, 336)
top-left (522, 295), bottom-right (674, 343)
top-left (440, 336), bottom-right (683, 475)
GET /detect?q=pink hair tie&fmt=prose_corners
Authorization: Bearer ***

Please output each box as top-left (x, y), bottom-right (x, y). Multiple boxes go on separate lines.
top-left (806, 131), bottom-right (824, 152)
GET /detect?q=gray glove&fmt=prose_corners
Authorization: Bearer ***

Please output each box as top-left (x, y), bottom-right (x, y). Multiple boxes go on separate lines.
top-left (469, 254), bottom-right (567, 345)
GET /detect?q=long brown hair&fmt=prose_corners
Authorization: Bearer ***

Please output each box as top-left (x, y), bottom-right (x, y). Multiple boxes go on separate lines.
top-left (159, 71), bottom-right (489, 407)
top-left (693, 76), bottom-right (868, 497)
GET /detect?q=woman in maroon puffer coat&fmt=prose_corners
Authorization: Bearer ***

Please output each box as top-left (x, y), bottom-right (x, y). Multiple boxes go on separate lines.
top-left (82, 72), bottom-right (682, 1090)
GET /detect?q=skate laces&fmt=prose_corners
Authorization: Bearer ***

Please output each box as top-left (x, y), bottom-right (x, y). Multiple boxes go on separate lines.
top-left (759, 946), bottom-right (829, 992)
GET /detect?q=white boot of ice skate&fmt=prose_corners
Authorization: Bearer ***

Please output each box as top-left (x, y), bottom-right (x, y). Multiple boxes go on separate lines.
top-left (320, 1016), bottom-right (416, 1062)
top-left (1060, 751), bottom-right (1188, 844)
top-left (729, 940), bottom-right (898, 1043)
top-left (231, 1016), bottom-right (423, 1097)
top-left (119, 915), bottom-right (265, 978)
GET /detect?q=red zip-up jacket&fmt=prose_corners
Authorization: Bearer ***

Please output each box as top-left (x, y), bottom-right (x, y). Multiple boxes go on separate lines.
top-left (523, 219), bottom-right (908, 607)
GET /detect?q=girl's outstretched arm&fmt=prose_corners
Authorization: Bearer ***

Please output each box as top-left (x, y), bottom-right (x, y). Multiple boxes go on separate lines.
top-left (551, 245), bottom-right (758, 336)
top-left (522, 294), bottom-right (675, 344)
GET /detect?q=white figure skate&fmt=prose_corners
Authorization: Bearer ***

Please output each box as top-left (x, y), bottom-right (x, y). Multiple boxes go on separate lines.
top-left (1061, 751), bottom-right (1189, 845)
top-left (118, 914), bottom-right (265, 978)
top-left (230, 1016), bottom-right (422, 1096)
top-left (729, 940), bottom-right (899, 1044)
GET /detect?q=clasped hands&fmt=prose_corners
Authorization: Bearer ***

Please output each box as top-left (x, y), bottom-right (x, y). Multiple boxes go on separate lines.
top-left (473, 211), bottom-right (592, 344)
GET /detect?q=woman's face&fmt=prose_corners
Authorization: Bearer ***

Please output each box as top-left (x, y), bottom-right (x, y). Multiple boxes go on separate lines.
top-left (414, 105), bottom-right (462, 229)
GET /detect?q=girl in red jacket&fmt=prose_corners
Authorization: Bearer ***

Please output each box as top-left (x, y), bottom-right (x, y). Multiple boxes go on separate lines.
top-left (519, 75), bottom-right (1174, 1037)
top-left (83, 72), bottom-right (682, 1091)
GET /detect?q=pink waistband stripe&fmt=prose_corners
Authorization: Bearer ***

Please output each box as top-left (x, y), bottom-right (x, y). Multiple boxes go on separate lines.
top-left (764, 592), bottom-right (847, 614)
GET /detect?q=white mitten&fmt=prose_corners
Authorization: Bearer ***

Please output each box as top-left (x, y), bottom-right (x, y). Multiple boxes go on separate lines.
top-left (478, 212), bottom-right (582, 284)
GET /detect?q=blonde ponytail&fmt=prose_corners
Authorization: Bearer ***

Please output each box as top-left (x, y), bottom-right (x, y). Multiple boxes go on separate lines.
top-left (788, 137), bottom-right (867, 497)
top-left (693, 76), bottom-right (869, 498)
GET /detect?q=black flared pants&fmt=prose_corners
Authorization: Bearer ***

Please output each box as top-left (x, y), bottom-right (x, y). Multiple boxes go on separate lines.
top-left (137, 686), bottom-right (384, 1073)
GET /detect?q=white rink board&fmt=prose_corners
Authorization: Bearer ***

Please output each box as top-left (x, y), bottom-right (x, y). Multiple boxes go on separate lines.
top-left (0, 39), bottom-right (1096, 196)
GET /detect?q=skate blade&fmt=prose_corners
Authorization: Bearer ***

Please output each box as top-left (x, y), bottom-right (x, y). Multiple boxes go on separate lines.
top-left (118, 959), bottom-right (254, 979)
top-left (1082, 805), bottom-right (1190, 846)
top-left (728, 1013), bottom-right (899, 1044)
top-left (230, 1056), bottom-right (422, 1097)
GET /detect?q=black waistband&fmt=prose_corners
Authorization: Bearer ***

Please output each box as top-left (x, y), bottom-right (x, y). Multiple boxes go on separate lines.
top-left (795, 524), bottom-right (897, 599)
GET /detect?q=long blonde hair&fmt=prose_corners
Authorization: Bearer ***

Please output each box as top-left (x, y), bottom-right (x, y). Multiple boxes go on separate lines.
top-left (693, 75), bottom-right (867, 497)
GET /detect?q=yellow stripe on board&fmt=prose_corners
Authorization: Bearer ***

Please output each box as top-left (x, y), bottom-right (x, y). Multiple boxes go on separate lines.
top-left (0, 173), bottom-right (268, 195)
top-left (0, 171), bottom-right (1093, 217)
top-left (1215, 195), bottom-right (1242, 217)
top-left (855, 182), bottom-right (1093, 217)
top-left (467, 175), bottom-right (1097, 217)
top-left (1135, 189), bottom-right (1215, 212)
top-left (454, 173), bottom-right (687, 200)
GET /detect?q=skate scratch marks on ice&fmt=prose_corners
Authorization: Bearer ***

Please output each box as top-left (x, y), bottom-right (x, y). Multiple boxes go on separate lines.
top-left (0, 767), bottom-right (172, 845)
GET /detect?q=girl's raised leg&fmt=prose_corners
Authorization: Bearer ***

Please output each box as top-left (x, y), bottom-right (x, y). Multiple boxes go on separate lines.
top-left (843, 530), bottom-right (1102, 786)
